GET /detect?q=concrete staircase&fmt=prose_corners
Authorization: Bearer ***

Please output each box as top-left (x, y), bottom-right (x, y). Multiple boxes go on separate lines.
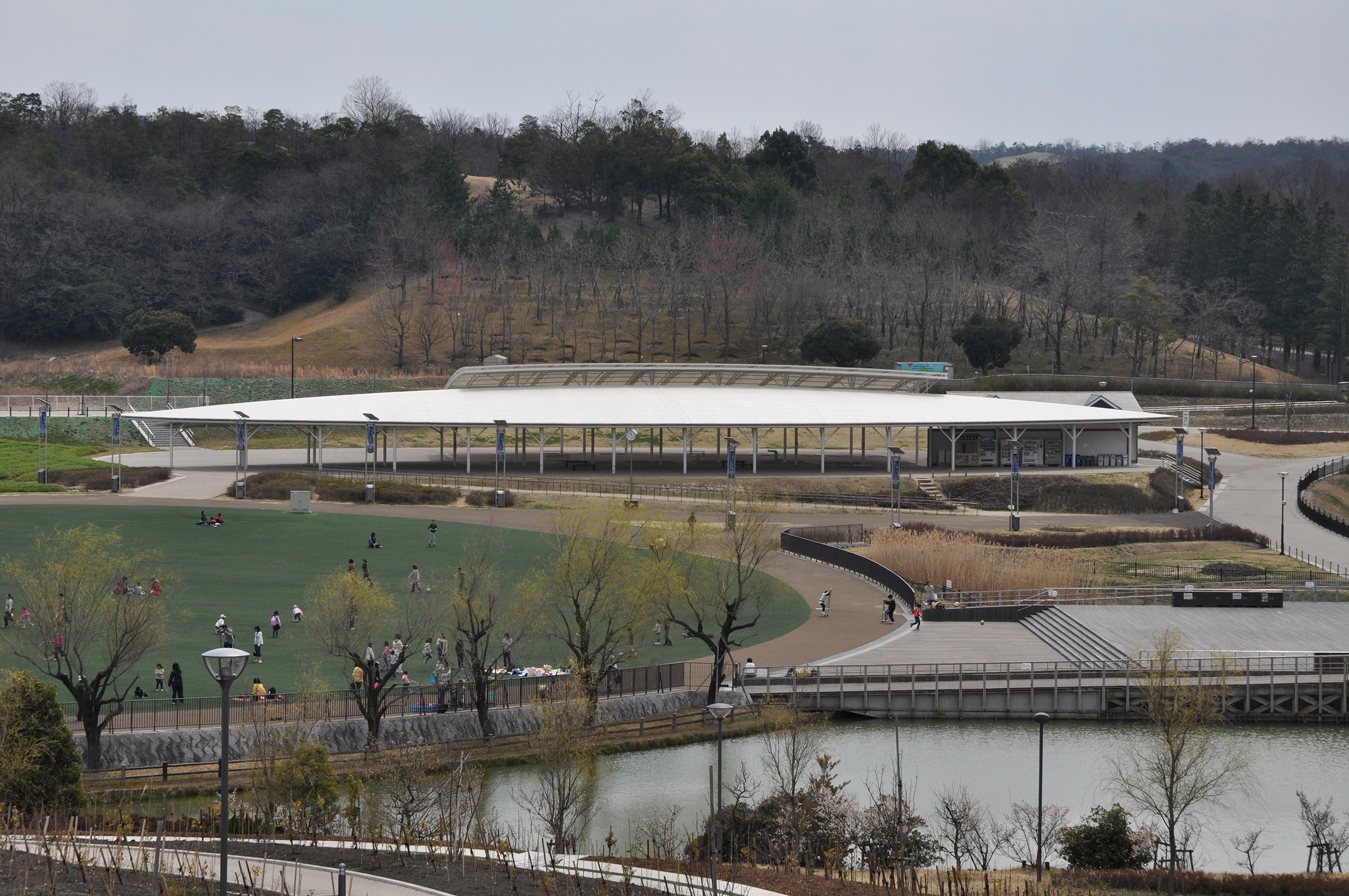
top-left (1019, 607), bottom-right (1127, 668)
top-left (911, 477), bottom-right (956, 509)
top-left (126, 406), bottom-right (196, 449)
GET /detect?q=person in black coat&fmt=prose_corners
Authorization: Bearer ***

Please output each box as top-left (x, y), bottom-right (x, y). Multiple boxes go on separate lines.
top-left (168, 662), bottom-right (185, 703)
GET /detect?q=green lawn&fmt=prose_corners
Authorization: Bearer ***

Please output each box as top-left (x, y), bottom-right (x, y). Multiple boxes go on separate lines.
top-left (0, 439), bottom-right (105, 479)
top-left (0, 505), bottom-right (807, 699)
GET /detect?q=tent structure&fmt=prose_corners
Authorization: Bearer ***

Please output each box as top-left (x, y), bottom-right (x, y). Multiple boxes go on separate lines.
top-left (123, 363), bottom-right (1169, 478)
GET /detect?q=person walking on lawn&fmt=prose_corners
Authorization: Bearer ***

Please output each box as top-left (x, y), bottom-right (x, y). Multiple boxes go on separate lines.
top-left (270, 611), bottom-right (281, 639)
top-left (253, 625), bottom-right (264, 662)
top-left (427, 520), bottom-right (438, 547)
top-left (408, 565), bottom-right (422, 593)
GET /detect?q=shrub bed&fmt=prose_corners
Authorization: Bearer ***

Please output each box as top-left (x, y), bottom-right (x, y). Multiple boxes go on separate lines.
top-left (47, 467), bottom-right (172, 490)
top-left (1211, 428), bottom-right (1349, 445)
top-left (940, 468), bottom-right (1186, 513)
top-left (901, 521), bottom-right (1269, 550)
top-left (242, 471), bottom-right (461, 504)
top-left (465, 488), bottom-right (515, 507)
top-left (1061, 868), bottom-right (1349, 896)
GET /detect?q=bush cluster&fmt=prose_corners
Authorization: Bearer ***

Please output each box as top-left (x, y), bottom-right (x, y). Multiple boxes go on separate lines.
top-left (242, 471), bottom-right (461, 505)
top-left (1212, 428), bottom-right (1349, 445)
top-left (47, 466), bottom-right (171, 490)
top-left (465, 489), bottom-right (515, 507)
top-left (901, 521), bottom-right (1269, 550)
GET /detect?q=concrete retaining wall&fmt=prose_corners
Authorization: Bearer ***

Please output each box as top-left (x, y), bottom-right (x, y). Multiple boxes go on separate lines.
top-left (79, 687), bottom-right (750, 769)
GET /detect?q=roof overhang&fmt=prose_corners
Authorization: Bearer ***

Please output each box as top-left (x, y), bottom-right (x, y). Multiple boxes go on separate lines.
top-left (125, 385), bottom-right (1169, 430)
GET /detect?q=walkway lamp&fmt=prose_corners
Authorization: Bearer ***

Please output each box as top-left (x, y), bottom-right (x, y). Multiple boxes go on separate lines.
top-left (1173, 428), bottom-right (1188, 513)
top-left (760, 344), bottom-right (768, 364)
top-left (494, 419), bottom-right (506, 507)
top-left (1204, 448), bottom-right (1221, 537)
top-left (707, 702), bottom-right (734, 896)
top-left (1279, 471), bottom-right (1288, 555)
top-left (202, 647), bottom-right (250, 896)
top-left (624, 428), bottom-right (639, 506)
top-left (1007, 440), bottom-right (1022, 531)
top-left (290, 337), bottom-right (303, 398)
top-left (1033, 712), bottom-right (1051, 883)
top-left (888, 446), bottom-right (905, 529)
top-left (1250, 354), bottom-right (1259, 429)
top-left (725, 437), bottom-right (739, 528)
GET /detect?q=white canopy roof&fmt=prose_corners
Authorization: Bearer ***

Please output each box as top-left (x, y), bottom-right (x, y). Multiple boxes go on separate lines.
top-left (126, 385), bottom-right (1167, 430)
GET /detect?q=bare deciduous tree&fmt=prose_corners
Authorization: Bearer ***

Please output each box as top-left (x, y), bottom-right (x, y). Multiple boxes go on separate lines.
top-left (1004, 800), bottom-right (1070, 869)
top-left (1230, 828), bottom-right (1269, 875)
top-left (341, 74), bottom-right (406, 126)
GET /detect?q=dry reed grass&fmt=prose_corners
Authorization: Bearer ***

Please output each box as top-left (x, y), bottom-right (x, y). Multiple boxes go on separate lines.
top-left (864, 527), bottom-right (1098, 593)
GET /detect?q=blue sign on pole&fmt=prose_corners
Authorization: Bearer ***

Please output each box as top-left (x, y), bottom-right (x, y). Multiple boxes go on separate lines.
top-left (366, 425), bottom-right (376, 454)
top-left (237, 423), bottom-right (246, 451)
top-left (1177, 440), bottom-right (1184, 466)
top-left (892, 462), bottom-right (900, 489)
top-left (1011, 452), bottom-right (1019, 476)
top-left (727, 447), bottom-right (736, 479)
top-left (496, 429), bottom-right (505, 458)
top-left (39, 410), bottom-right (47, 437)
top-left (112, 416), bottom-right (121, 444)
top-left (1209, 461), bottom-right (1215, 490)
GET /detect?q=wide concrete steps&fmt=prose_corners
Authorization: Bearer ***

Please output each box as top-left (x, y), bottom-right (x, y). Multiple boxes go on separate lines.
top-left (130, 418), bottom-right (195, 449)
top-left (1020, 606), bottom-right (1127, 668)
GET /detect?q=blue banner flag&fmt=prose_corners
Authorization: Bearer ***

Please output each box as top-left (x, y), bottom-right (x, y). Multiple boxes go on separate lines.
top-left (496, 429), bottom-right (505, 458)
top-left (237, 423), bottom-right (246, 450)
top-left (727, 447), bottom-right (736, 478)
top-left (39, 410), bottom-right (46, 437)
top-left (366, 425), bottom-right (376, 454)
top-left (892, 462), bottom-right (900, 488)
top-left (1177, 440), bottom-right (1184, 466)
top-left (112, 416), bottom-right (121, 444)
top-left (1011, 452), bottom-right (1019, 476)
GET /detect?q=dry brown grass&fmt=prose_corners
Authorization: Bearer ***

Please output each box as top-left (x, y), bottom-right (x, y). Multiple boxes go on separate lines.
top-left (863, 527), bottom-right (1098, 592)
top-left (1141, 428), bottom-right (1349, 458)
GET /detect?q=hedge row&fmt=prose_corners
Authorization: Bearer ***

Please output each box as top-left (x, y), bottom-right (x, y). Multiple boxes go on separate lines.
top-left (940, 468), bottom-right (1186, 514)
top-left (900, 521), bottom-right (1269, 550)
top-left (1212, 428), bottom-right (1349, 445)
top-left (242, 471), bottom-right (462, 505)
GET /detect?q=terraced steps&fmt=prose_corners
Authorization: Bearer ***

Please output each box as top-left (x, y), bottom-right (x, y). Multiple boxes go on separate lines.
top-left (1019, 606), bottom-right (1127, 668)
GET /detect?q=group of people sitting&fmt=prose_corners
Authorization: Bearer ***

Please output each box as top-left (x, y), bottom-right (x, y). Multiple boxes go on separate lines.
top-left (197, 511), bottom-right (225, 527)
top-left (113, 577), bottom-right (160, 596)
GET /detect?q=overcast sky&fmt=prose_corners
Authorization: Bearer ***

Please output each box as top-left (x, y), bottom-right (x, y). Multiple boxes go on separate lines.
top-left (3, 0), bottom-right (1345, 148)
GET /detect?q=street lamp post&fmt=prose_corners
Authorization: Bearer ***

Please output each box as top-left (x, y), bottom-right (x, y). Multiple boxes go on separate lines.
top-left (1034, 712), bottom-right (1050, 883)
top-left (707, 702), bottom-right (733, 896)
top-left (202, 647), bottom-right (251, 896)
top-left (725, 437), bottom-right (739, 528)
top-left (1250, 354), bottom-right (1259, 429)
top-left (494, 419), bottom-right (506, 507)
top-left (760, 344), bottom-right (768, 364)
top-left (1173, 428), bottom-right (1188, 513)
top-left (1279, 471), bottom-right (1288, 555)
top-left (1007, 440), bottom-right (1022, 531)
top-left (1204, 448), bottom-right (1221, 537)
top-left (888, 446), bottom-right (905, 529)
top-left (290, 337), bottom-right (303, 398)
top-left (624, 428), bottom-right (639, 506)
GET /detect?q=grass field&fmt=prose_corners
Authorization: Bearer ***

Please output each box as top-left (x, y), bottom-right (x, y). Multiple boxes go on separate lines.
top-left (0, 505), bottom-right (807, 700)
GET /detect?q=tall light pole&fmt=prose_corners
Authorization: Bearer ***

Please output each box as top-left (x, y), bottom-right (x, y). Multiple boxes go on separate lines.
top-left (1173, 427), bottom-right (1188, 513)
top-left (725, 437), bottom-right (739, 528)
top-left (624, 428), bottom-right (639, 506)
top-left (888, 446), bottom-right (905, 529)
top-left (1250, 354), bottom-right (1259, 429)
top-left (1279, 471), bottom-right (1288, 555)
top-left (290, 336), bottom-right (303, 398)
top-left (1033, 712), bottom-right (1050, 883)
top-left (707, 702), bottom-right (733, 896)
top-left (760, 344), bottom-right (768, 364)
top-left (202, 647), bottom-right (250, 896)
top-left (1204, 448), bottom-right (1221, 537)
top-left (1007, 439), bottom-right (1022, 531)
top-left (494, 419), bottom-right (507, 507)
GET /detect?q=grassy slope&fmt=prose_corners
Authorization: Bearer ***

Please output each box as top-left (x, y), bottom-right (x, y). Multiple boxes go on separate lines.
top-left (0, 439), bottom-right (104, 479)
top-left (0, 505), bottom-right (807, 697)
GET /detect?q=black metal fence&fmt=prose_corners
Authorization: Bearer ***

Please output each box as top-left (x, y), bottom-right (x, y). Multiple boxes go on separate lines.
top-left (64, 661), bottom-right (707, 734)
top-left (1298, 455), bottom-right (1349, 540)
top-left (780, 527), bottom-right (915, 603)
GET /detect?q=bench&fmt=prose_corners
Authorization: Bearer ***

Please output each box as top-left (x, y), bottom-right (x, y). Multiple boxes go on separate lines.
top-left (565, 459), bottom-right (596, 471)
top-left (765, 448), bottom-right (781, 461)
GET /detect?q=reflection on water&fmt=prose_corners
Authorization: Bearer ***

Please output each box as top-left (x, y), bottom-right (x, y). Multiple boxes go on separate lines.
top-left (482, 717), bottom-right (1349, 873)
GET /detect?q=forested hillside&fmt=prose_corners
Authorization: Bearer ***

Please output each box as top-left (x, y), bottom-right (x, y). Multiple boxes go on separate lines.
top-left (2, 78), bottom-right (1348, 383)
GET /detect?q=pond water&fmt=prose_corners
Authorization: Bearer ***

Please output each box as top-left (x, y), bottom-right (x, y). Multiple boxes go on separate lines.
top-left (480, 717), bottom-right (1349, 874)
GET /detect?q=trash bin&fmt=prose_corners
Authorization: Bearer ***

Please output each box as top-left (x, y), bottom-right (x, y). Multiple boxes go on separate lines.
top-left (725, 510), bottom-right (737, 530)
top-left (364, 484), bottom-right (375, 503)
top-left (235, 481), bottom-right (246, 499)
top-left (110, 474), bottom-right (120, 494)
top-left (1009, 511), bottom-right (1021, 531)
top-left (38, 468), bottom-right (47, 484)
top-left (494, 489), bottom-right (506, 508)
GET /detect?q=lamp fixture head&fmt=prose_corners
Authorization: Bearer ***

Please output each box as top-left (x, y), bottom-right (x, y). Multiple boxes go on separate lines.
top-left (1033, 711), bottom-right (1050, 724)
top-left (707, 702), bottom-right (734, 720)
top-left (201, 647), bottom-right (251, 684)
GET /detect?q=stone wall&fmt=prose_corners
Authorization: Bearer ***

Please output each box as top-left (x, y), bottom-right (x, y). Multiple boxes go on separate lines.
top-left (80, 687), bottom-right (750, 769)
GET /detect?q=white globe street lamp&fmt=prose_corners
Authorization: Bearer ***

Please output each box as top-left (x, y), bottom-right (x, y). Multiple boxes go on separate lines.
top-left (202, 647), bottom-right (250, 896)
